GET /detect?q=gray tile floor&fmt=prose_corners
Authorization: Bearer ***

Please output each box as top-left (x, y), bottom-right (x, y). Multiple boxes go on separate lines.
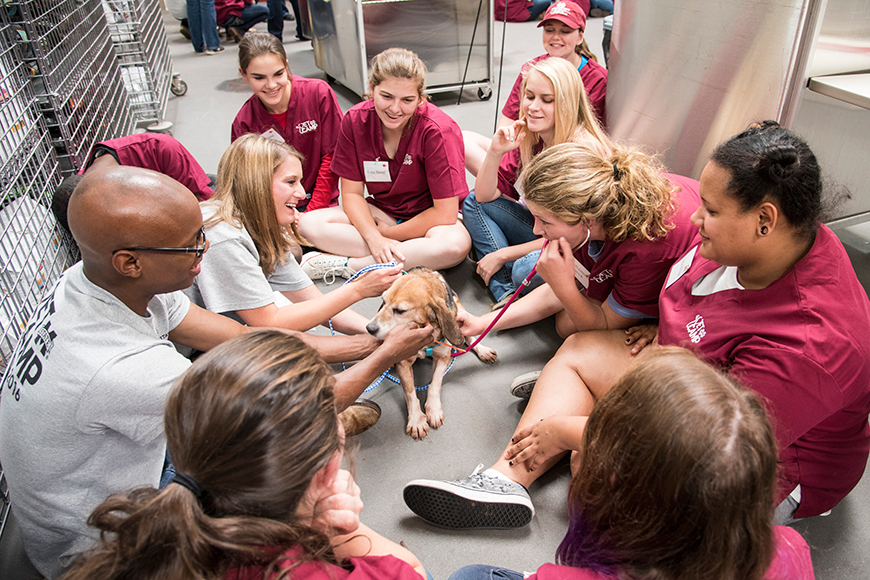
top-left (3, 7), bottom-right (869, 579)
top-left (162, 13), bottom-right (870, 578)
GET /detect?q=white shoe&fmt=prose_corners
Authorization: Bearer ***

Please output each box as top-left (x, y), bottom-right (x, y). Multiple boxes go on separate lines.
top-left (403, 465), bottom-right (534, 529)
top-left (509, 370), bottom-right (540, 400)
top-left (300, 252), bottom-right (355, 283)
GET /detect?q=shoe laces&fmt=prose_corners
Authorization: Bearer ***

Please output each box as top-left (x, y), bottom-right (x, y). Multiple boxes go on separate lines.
top-left (322, 265), bottom-right (351, 285)
top-left (460, 464), bottom-right (523, 494)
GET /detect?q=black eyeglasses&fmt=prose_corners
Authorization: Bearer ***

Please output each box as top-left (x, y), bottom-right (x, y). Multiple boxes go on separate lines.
top-left (113, 227), bottom-right (207, 258)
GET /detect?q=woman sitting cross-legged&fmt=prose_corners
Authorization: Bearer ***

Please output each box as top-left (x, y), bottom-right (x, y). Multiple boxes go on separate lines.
top-left (297, 48), bottom-right (471, 280)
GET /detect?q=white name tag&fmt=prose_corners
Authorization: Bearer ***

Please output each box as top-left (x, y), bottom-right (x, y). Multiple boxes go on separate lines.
top-left (260, 128), bottom-right (286, 143)
top-left (665, 246), bottom-right (697, 289)
top-left (573, 258), bottom-right (590, 289)
top-left (364, 160), bottom-right (391, 182)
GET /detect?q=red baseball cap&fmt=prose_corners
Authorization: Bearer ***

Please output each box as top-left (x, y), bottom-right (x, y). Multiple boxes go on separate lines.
top-left (538, 1), bottom-right (587, 32)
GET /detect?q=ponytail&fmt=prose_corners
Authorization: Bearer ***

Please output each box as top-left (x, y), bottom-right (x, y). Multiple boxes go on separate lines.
top-left (522, 142), bottom-right (675, 242)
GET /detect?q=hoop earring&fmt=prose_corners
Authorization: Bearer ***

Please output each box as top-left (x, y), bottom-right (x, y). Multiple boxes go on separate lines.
top-left (760, 226), bottom-right (769, 236)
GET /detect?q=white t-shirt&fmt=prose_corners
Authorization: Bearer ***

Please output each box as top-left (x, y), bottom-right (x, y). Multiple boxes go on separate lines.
top-left (184, 203), bottom-right (312, 321)
top-left (0, 262), bottom-right (191, 578)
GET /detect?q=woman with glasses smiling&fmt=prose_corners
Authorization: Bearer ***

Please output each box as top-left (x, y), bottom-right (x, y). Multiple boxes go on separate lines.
top-left (184, 133), bottom-right (398, 336)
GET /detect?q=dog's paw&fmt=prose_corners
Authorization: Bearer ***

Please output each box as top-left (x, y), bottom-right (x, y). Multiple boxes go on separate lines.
top-left (406, 414), bottom-right (430, 440)
top-left (425, 404), bottom-right (444, 429)
top-left (474, 345), bottom-right (498, 364)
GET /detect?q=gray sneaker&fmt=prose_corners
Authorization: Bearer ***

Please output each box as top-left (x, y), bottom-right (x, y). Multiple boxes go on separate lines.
top-left (403, 464), bottom-right (534, 529)
top-left (509, 370), bottom-right (541, 400)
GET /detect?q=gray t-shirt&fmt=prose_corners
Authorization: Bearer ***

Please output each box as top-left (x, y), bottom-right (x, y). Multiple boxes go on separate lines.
top-left (0, 262), bottom-right (191, 579)
top-left (184, 203), bottom-right (312, 320)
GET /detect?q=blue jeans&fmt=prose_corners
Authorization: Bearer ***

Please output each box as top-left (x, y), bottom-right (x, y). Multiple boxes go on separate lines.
top-left (186, 0), bottom-right (219, 51)
top-left (590, 0), bottom-right (614, 11)
top-left (238, 4), bottom-right (269, 33)
top-left (159, 448), bottom-right (176, 489)
top-left (268, 0), bottom-right (303, 40)
top-left (527, 0), bottom-right (554, 20)
top-left (463, 191), bottom-right (544, 302)
top-left (449, 565), bottom-right (525, 580)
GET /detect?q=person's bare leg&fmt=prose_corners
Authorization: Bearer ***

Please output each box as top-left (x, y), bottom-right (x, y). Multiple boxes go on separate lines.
top-left (402, 329), bottom-right (653, 529)
top-left (298, 207), bottom-right (372, 256)
top-left (491, 329), bottom-right (649, 488)
top-left (300, 207), bottom-right (469, 271)
top-left (375, 222), bottom-right (470, 270)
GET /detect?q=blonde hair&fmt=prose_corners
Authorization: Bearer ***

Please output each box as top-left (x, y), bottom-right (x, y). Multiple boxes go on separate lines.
top-left (518, 57), bottom-right (610, 168)
top-left (208, 134), bottom-right (308, 277)
top-left (368, 47), bottom-right (428, 98)
top-left (522, 142), bottom-right (676, 243)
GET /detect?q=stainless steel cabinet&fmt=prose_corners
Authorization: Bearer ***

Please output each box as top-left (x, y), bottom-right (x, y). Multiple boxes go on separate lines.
top-left (309, 0), bottom-right (492, 98)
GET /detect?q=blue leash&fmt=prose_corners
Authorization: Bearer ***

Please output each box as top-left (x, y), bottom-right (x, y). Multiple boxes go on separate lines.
top-left (327, 261), bottom-right (459, 393)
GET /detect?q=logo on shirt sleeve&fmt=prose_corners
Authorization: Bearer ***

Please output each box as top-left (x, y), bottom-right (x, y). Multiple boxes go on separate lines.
top-left (296, 120), bottom-right (318, 134)
top-left (590, 268), bottom-right (613, 284)
top-left (686, 314), bottom-right (706, 343)
top-left (590, 269), bottom-right (613, 284)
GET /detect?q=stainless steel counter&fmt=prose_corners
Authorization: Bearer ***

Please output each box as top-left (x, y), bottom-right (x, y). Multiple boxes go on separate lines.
top-left (809, 73), bottom-right (870, 111)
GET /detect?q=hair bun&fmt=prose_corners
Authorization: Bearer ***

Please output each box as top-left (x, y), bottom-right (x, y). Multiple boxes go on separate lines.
top-left (758, 144), bottom-right (799, 182)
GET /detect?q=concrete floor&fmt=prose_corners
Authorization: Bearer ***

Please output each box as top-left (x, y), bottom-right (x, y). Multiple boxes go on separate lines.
top-left (3, 6), bottom-right (869, 579)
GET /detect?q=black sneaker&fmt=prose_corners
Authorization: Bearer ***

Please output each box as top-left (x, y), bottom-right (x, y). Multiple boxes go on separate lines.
top-left (404, 465), bottom-right (534, 529)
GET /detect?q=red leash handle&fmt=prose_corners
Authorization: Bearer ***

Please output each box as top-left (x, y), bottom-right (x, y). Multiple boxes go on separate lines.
top-left (451, 239), bottom-right (549, 357)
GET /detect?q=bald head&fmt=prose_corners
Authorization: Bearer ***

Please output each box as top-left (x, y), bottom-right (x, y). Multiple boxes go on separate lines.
top-left (69, 166), bottom-right (200, 262)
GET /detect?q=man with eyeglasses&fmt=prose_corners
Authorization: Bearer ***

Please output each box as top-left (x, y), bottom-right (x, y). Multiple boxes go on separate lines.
top-left (0, 166), bottom-right (433, 579)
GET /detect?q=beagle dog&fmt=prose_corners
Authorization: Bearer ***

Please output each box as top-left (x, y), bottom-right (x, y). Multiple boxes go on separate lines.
top-left (366, 268), bottom-right (497, 439)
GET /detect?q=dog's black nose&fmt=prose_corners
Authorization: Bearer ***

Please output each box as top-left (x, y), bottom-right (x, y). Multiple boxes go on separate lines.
top-left (365, 321), bottom-right (379, 336)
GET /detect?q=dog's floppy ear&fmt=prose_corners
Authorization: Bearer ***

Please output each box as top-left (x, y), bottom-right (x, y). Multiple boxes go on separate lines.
top-left (444, 281), bottom-right (458, 312)
top-left (432, 271), bottom-right (459, 314)
top-left (428, 297), bottom-right (465, 346)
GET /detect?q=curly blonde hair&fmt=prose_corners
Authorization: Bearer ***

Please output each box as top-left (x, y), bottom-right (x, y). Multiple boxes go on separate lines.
top-left (522, 142), bottom-right (676, 242)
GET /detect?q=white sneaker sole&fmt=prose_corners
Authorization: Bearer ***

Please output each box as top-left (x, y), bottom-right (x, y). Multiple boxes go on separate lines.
top-left (509, 371), bottom-right (541, 400)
